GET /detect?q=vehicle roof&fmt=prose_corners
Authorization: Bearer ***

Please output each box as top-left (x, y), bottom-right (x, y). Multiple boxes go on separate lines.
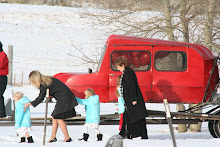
top-left (107, 35), bottom-right (214, 60)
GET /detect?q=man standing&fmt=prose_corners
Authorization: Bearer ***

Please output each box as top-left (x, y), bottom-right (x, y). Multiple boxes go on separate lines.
top-left (0, 41), bottom-right (8, 118)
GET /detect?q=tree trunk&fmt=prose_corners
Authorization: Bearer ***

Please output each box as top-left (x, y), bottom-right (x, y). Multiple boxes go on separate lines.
top-left (176, 104), bottom-right (187, 132)
top-left (204, 0), bottom-right (216, 50)
top-left (162, 0), bottom-right (175, 40)
top-left (188, 104), bottom-right (202, 132)
top-left (180, 0), bottom-right (189, 43)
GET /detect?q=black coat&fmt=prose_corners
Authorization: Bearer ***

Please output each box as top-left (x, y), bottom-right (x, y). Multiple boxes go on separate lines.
top-left (31, 78), bottom-right (78, 117)
top-left (121, 67), bottom-right (148, 123)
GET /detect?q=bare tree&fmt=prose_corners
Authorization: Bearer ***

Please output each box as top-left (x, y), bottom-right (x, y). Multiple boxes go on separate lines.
top-left (68, 0), bottom-right (219, 67)
top-left (163, 0), bottom-right (175, 40)
top-left (204, 0), bottom-right (219, 51)
top-left (68, 39), bottom-right (102, 69)
top-left (179, 0), bottom-right (189, 42)
top-left (79, 0), bottom-right (219, 50)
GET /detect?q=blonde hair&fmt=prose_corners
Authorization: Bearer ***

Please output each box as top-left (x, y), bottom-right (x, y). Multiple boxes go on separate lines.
top-left (115, 56), bottom-right (128, 67)
top-left (116, 75), bottom-right (121, 86)
top-left (84, 88), bottom-right (95, 99)
top-left (13, 91), bottom-right (24, 100)
top-left (116, 75), bottom-right (121, 97)
top-left (29, 70), bottom-right (52, 89)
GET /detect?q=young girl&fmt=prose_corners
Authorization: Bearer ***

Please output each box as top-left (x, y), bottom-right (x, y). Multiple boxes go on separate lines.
top-left (76, 88), bottom-right (103, 141)
top-left (13, 91), bottom-right (34, 143)
top-left (116, 75), bottom-right (125, 130)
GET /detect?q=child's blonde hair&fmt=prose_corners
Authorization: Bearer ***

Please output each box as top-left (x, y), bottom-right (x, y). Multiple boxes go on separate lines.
top-left (84, 88), bottom-right (95, 99)
top-left (116, 75), bottom-right (121, 86)
top-left (13, 91), bottom-right (24, 100)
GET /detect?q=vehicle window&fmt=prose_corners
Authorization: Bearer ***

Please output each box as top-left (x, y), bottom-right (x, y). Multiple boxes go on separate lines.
top-left (155, 51), bottom-right (187, 71)
top-left (111, 51), bottom-right (151, 71)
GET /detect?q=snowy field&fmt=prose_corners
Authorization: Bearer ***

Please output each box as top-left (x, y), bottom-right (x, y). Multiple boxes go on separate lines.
top-left (1, 3), bottom-right (220, 147)
top-left (0, 3), bottom-right (110, 84)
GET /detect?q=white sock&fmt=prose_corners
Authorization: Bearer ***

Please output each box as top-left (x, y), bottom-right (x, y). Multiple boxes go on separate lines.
top-left (84, 125), bottom-right (88, 134)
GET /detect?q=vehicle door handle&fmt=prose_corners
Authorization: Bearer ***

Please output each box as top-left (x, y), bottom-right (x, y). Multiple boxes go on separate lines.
top-left (109, 74), bottom-right (116, 76)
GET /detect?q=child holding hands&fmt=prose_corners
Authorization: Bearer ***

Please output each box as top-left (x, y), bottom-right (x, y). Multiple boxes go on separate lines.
top-left (76, 88), bottom-right (103, 141)
top-left (13, 91), bottom-right (34, 143)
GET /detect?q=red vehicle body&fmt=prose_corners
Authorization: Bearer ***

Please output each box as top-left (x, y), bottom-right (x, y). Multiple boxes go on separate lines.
top-left (54, 35), bottom-right (219, 104)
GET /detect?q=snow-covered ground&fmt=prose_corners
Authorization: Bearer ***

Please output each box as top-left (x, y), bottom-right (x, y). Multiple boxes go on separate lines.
top-left (1, 85), bottom-right (220, 147)
top-left (1, 3), bottom-right (220, 147)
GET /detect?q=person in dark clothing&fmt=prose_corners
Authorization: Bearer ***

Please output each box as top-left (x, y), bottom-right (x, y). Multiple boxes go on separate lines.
top-left (23, 70), bottom-right (78, 142)
top-left (115, 56), bottom-right (148, 139)
top-left (0, 41), bottom-right (8, 118)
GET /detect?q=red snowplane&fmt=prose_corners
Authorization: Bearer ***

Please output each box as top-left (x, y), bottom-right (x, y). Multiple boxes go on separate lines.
top-left (54, 35), bottom-right (219, 104)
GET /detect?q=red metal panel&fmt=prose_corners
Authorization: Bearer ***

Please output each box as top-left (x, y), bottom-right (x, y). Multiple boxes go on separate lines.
top-left (152, 86), bottom-right (204, 103)
top-left (152, 46), bottom-right (205, 103)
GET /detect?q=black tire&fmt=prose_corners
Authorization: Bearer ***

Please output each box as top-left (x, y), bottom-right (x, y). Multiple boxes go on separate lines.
top-left (213, 120), bottom-right (220, 138)
top-left (208, 121), bottom-right (218, 138)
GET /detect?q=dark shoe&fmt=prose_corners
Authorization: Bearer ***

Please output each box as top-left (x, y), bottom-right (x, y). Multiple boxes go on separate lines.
top-left (79, 133), bottom-right (89, 141)
top-left (65, 138), bottom-right (72, 142)
top-left (122, 134), bottom-right (132, 139)
top-left (49, 137), bottom-right (57, 143)
top-left (27, 136), bottom-right (34, 143)
top-left (141, 136), bottom-right (148, 139)
top-left (97, 134), bottom-right (103, 141)
top-left (126, 135), bottom-right (132, 139)
top-left (19, 137), bottom-right (26, 143)
top-left (0, 114), bottom-right (6, 118)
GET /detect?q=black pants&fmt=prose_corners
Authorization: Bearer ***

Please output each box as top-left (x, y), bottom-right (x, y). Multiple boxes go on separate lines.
top-left (119, 111), bottom-right (148, 139)
top-left (0, 76), bottom-right (7, 117)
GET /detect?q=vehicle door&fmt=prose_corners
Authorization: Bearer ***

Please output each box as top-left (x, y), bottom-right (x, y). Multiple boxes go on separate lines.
top-left (108, 45), bottom-right (152, 102)
top-left (152, 46), bottom-right (189, 103)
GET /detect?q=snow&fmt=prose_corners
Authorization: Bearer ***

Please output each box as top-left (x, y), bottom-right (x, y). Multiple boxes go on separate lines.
top-left (0, 124), bottom-right (218, 147)
top-left (2, 86), bottom-right (220, 147)
top-left (0, 3), bottom-right (109, 84)
top-left (0, 3), bottom-right (220, 147)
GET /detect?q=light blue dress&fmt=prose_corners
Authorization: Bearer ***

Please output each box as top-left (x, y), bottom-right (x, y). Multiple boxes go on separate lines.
top-left (15, 96), bottom-right (31, 133)
top-left (76, 95), bottom-right (100, 124)
top-left (117, 89), bottom-right (125, 114)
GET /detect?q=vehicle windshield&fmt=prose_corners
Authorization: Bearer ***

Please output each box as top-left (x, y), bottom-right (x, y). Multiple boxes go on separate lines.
top-left (97, 45), bottom-right (107, 72)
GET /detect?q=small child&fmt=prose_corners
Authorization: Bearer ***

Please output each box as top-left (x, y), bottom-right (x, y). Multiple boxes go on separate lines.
top-left (13, 91), bottom-right (34, 143)
top-left (116, 75), bottom-right (125, 130)
top-left (76, 88), bottom-right (103, 141)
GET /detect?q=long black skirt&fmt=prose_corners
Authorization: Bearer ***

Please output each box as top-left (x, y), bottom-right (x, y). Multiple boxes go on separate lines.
top-left (119, 112), bottom-right (148, 139)
top-left (52, 108), bottom-right (76, 119)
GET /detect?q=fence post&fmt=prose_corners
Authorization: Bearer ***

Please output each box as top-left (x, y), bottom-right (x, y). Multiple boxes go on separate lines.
top-left (43, 89), bottom-right (50, 145)
top-left (7, 45), bottom-right (13, 86)
top-left (163, 99), bottom-right (177, 147)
